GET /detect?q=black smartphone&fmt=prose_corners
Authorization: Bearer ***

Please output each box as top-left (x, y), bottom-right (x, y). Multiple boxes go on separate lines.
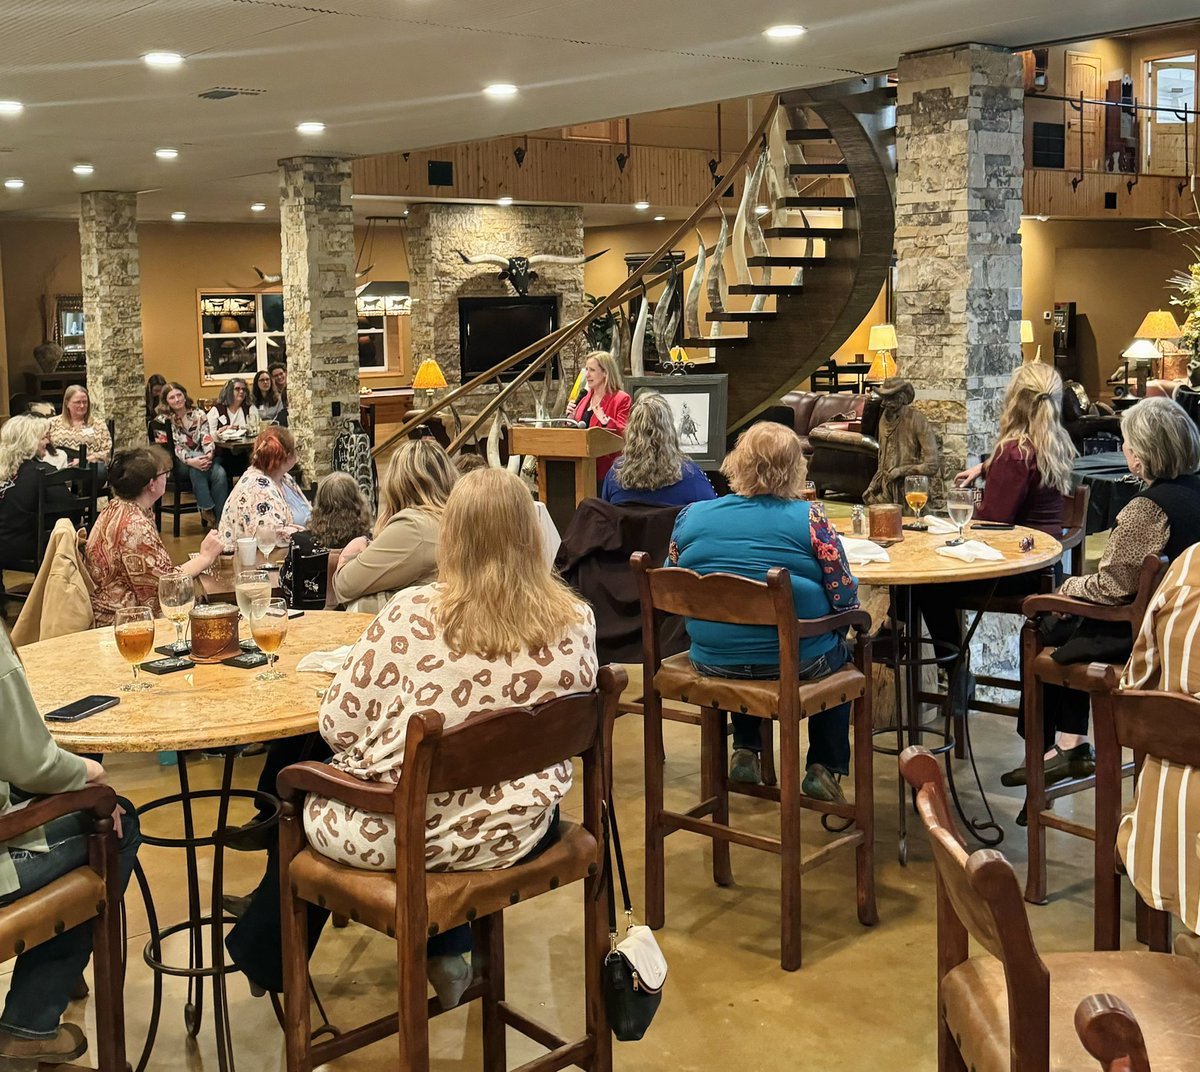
top-left (287, 609), bottom-right (304, 619)
top-left (972, 522), bottom-right (1015, 530)
top-left (222, 651), bottom-right (268, 669)
top-left (45, 695), bottom-right (119, 723)
top-left (139, 657), bottom-right (194, 675)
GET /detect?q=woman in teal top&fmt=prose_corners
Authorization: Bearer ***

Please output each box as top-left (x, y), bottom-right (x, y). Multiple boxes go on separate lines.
top-left (669, 422), bottom-right (859, 801)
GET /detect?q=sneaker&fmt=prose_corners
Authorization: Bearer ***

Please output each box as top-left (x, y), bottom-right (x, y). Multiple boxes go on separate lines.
top-left (426, 954), bottom-right (472, 1009)
top-left (729, 748), bottom-right (762, 785)
top-left (801, 763), bottom-right (846, 804)
top-left (0, 1023), bottom-right (87, 1069)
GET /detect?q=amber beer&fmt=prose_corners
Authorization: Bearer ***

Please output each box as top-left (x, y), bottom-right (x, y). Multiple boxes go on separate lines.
top-left (252, 622), bottom-right (287, 654)
top-left (905, 490), bottom-right (929, 513)
top-left (115, 620), bottom-right (155, 663)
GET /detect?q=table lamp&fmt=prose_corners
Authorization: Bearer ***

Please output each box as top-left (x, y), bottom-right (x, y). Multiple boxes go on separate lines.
top-left (866, 323), bottom-right (898, 383)
top-left (1133, 309), bottom-right (1182, 379)
top-left (1121, 338), bottom-right (1161, 397)
top-left (1019, 319), bottom-right (1040, 362)
top-left (412, 357), bottom-right (448, 409)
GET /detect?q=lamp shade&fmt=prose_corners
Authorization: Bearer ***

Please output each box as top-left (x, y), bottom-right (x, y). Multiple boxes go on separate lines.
top-left (1020, 319), bottom-right (1034, 344)
top-left (1121, 338), bottom-right (1164, 361)
top-left (866, 351), bottom-right (897, 382)
top-left (1134, 309), bottom-right (1182, 342)
top-left (412, 358), bottom-right (448, 390)
top-left (868, 323), bottom-right (897, 352)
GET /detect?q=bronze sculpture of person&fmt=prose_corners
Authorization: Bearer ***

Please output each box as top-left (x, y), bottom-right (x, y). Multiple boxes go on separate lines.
top-left (863, 377), bottom-right (939, 505)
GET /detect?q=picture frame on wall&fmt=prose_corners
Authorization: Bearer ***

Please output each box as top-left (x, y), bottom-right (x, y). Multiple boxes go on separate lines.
top-left (625, 373), bottom-right (728, 470)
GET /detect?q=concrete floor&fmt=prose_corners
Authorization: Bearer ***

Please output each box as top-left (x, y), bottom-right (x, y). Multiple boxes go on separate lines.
top-left (0, 513), bottom-right (1134, 1071)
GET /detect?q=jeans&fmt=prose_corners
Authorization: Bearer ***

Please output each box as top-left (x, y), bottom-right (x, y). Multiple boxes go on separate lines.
top-left (0, 800), bottom-right (141, 1038)
top-left (692, 635), bottom-right (853, 776)
top-left (176, 458), bottom-right (229, 518)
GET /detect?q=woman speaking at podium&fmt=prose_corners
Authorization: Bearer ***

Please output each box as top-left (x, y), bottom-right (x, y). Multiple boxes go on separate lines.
top-left (568, 351), bottom-right (632, 482)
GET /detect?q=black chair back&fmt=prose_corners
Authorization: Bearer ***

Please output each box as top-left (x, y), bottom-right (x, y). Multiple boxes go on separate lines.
top-left (36, 464), bottom-right (97, 564)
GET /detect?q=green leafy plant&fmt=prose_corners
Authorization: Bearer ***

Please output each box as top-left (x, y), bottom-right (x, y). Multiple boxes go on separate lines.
top-left (584, 293), bottom-right (615, 352)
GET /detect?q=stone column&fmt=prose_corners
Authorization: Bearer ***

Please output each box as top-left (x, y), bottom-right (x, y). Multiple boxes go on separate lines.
top-left (79, 191), bottom-right (145, 449)
top-left (895, 43), bottom-right (1024, 487)
top-left (278, 156), bottom-right (360, 481)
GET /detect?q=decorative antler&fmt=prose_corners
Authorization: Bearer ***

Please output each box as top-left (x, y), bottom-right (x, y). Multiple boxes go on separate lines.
top-left (455, 249), bottom-right (510, 267)
top-left (527, 248), bottom-right (609, 266)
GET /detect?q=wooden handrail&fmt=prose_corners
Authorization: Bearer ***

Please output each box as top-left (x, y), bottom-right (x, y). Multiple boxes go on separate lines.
top-left (372, 94), bottom-right (780, 460)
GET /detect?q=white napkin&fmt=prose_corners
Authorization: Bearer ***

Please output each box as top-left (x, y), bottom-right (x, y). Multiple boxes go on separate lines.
top-left (935, 540), bottom-right (1005, 563)
top-left (922, 515), bottom-right (959, 535)
top-left (296, 645), bottom-right (353, 674)
top-left (839, 537), bottom-right (890, 565)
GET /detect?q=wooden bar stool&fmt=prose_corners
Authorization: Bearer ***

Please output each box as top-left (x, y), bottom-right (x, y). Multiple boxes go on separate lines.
top-left (1019, 554), bottom-right (1166, 907)
top-left (632, 551), bottom-right (876, 971)
top-left (276, 665), bottom-right (626, 1072)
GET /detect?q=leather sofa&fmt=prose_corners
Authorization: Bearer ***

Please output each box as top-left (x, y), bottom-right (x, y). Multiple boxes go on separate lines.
top-left (780, 391), bottom-right (870, 455)
top-left (779, 391), bottom-right (880, 501)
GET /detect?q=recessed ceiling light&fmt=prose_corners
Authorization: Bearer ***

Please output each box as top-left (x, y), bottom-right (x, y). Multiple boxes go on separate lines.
top-left (170, 210), bottom-right (186, 221)
top-left (4, 178), bottom-right (24, 190)
top-left (0, 100), bottom-right (23, 116)
top-left (633, 201), bottom-right (650, 211)
top-left (155, 147), bottom-right (178, 160)
top-left (250, 202), bottom-right (267, 212)
top-left (296, 121), bottom-right (325, 135)
top-left (143, 51), bottom-right (184, 68)
top-left (483, 83), bottom-right (518, 99)
top-left (72, 164), bottom-right (95, 176)
top-left (764, 24), bottom-right (807, 39)
top-left (653, 215), bottom-right (666, 222)
top-left (497, 196), bottom-right (514, 207)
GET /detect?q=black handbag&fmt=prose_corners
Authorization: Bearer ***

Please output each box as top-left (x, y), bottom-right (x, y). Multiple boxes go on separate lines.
top-left (601, 796), bottom-right (667, 1042)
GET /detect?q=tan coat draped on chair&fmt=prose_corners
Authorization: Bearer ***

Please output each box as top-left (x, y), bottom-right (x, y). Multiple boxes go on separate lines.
top-left (11, 518), bottom-right (94, 647)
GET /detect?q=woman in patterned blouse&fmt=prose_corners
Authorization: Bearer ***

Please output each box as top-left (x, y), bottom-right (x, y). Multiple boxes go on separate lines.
top-left (87, 447), bottom-right (224, 626)
top-left (226, 468), bottom-right (597, 1006)
top-left (217, 426), bottom-right (310, 547)
top-left (154, 382), bottom-right (230, 528)
top-left (47, 385), bottom-right (111, 481)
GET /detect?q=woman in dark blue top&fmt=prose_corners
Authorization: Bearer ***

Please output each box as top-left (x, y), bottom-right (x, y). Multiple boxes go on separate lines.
top-left (669, 422), bottom-right (859, 801)
top-left (601, 392), bottom-right (716, 508)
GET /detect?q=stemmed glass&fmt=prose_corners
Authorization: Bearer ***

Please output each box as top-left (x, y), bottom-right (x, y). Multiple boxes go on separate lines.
top-left (904, 475), bottom-right (929, 529)
top-left (235, 570), bottom-right (271, 649)
top-left (945, 487), bottom-right (976, 547)
top-left (113, 606), bottom-right (155, 692)
top-left (249, 598), bottom-right (289, 681)
top-left (256, 521), bottom-right (277, 558)
top-left (158, 571), bottom-right (194, 656)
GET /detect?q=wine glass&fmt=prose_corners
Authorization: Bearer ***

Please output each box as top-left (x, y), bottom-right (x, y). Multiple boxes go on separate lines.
top-left (249, 597), bottom-right (289, 681)
top-left (904, 475), bottom-right (930, 529)
top-left (803, 480), bottom-right (818, 502)
top-left (256, 521), bottom-right (277, 558)
top-left (235, 570), bottom-right (271, 649)
top-left (113, 606), bottom-right (155, 692)
top-left (158, 571), bottom-right (194, 656)
top-left (946, 487), bottom-right (976, 546)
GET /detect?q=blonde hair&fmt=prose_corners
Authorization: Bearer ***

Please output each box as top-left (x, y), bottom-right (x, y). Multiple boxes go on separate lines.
top-left (721, 421), bottom-right (807, 499)
top-left (992, 363), bottom-right (1076, 496)
top-left (615, 392), bottom-right (683, 490)
top-left (375, 438), bottom-right (458, 536)
top-left (0, 415), bottom-right (49, 483)
top-left (434, 469), bottom-right (585, 659)
top-left (61, 384), bottom-right (91, 423)
top-left (585, 350), bottom-right (623, 393)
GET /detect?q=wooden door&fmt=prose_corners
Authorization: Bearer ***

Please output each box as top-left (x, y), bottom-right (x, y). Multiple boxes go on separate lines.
top-left (1145, 54), bottom-right (1197, 176)
top-left (1065, 51), bottom-right (1104, 171)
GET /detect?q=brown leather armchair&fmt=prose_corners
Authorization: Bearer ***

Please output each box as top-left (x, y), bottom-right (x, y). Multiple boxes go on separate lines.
top-left (779, 391), bottom-right (870, 455)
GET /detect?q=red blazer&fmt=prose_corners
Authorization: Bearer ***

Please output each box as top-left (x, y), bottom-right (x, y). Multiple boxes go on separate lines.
top-left (571, 389), bottom-right (632, 481)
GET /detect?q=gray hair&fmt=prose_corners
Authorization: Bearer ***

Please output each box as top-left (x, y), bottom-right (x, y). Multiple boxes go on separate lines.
top-left (1122, 397), bottom-right (1200, 482)
top-left (0, 415), bottom-right (49, 483)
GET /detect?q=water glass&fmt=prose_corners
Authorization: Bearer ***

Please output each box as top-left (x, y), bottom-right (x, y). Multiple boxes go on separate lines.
top-left (946, 487), bottom-right (976, 546)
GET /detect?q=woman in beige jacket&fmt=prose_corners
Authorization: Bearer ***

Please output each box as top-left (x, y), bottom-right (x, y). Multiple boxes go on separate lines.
top-left (331, 438), bottom-right (458, 612)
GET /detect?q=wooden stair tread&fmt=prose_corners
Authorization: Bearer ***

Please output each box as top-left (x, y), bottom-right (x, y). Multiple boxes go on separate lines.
top-left (786, 128), bottom-right (834, 142)
top-left (706, 310), bottom-right (777, 322)
top-left (746, 255), bottom-right (824, 267)
top-left (679, 336), bottom-right (750, 347)
top-left (788, 162), bottom-right (850, 175)
top-left (777, 196), bottom-right (856, 209)
top-left (727, 283), bottom-right (805, 295)
top-left (761, 226), bottom-right (847, 239)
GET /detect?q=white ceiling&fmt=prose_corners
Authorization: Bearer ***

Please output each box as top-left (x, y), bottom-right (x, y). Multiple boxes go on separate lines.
top-left (0, 0), bottom-right (1195, 223)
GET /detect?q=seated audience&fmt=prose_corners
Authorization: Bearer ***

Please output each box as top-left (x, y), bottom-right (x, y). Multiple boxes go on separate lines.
top-left (154, 381), bottom-right (230, 527)
top-left (0, 624), bottom-right (140, 1069)
top-left (269, 363), bottom-right (288, 412)
top-left (47, 385), bottom-right (111, 480)
top-left (1005, 397), bottom-right (1200, 800)
top-left (251, 369), bottom-right (286, 425)
top-left (0, 416), bottom-right (80, 568)
top-left (218, 426), bottom-right (310, 547)
top-left (669, 422), bottom-right (859, 799)
top-left (331, 438), bottom-right (456, 612)
top-left (207, 378), bottom-right (260, 480)
top-left (87, 447), bottom-right (224, 626)
top-left (144, 373), bottom-right (166, 424)
top-left (601, 391), bottom-right (716, 507)
top-left (226, 468), bottom-right (597, 1004)
top-left (568, 351), bottom-right (632, 482)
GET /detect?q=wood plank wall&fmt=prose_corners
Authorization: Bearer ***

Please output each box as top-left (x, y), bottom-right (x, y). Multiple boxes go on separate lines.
top-left (1024, 168), bottom-right (1197, 219)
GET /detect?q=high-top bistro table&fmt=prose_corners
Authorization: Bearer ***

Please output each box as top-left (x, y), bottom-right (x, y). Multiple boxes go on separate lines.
top-left (851, 522), bottom-right (1062, 863)
top-left (24, 611), bottom-right (374, 1072)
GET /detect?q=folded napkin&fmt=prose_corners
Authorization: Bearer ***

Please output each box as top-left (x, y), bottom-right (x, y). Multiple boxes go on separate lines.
top-left (922, 515), bottom-right (959, 535)
top-left (935, 540), bottom-right (1005, 563)
top-left (839, 537), bottom-right (890, 565)
top-left (296, 645), bottom-right (353, 674)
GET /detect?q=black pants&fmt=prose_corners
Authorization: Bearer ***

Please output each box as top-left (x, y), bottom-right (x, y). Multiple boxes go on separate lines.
top-left (253, 733), bottom-right (331, 820)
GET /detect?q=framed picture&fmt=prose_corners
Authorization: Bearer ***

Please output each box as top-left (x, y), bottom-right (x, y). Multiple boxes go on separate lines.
top-left (625, 373), bottom-right (728, 470)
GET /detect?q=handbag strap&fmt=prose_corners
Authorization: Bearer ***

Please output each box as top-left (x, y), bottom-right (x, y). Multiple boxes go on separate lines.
top-left (602, 795), bottom-right (633, 945)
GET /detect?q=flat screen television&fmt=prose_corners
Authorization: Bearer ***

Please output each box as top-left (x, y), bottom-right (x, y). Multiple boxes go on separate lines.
top-left (458, 296), bottom-right (560, 380)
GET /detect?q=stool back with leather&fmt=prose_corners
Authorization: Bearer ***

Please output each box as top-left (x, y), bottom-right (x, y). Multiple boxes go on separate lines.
top-left (901, 745), bottom-right (1200, 1072)
top-left (276, 664), bottom-right (626, 1072)
top-left (632, 550), bottom-right (876, 971)
top-left (1020, 554), bottom-right (1168, 910)
top-left (0, 785), bottom-right (126, 1072)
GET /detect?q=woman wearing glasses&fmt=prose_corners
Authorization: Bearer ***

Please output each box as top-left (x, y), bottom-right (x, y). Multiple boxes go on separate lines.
top-left (87, 447), bottom-right (224, 627)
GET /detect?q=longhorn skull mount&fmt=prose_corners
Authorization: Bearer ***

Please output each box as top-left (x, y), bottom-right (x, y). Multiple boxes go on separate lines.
top-left (455, 248), bottom-right (608, 297)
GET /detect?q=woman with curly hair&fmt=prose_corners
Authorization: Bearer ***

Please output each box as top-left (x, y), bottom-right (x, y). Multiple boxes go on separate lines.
top-left (601, 391), bottom-right (715, 507)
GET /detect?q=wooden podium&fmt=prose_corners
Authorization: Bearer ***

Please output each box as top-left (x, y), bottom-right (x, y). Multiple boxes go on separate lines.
top-left (511, 425), bottom-right (624, 530)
